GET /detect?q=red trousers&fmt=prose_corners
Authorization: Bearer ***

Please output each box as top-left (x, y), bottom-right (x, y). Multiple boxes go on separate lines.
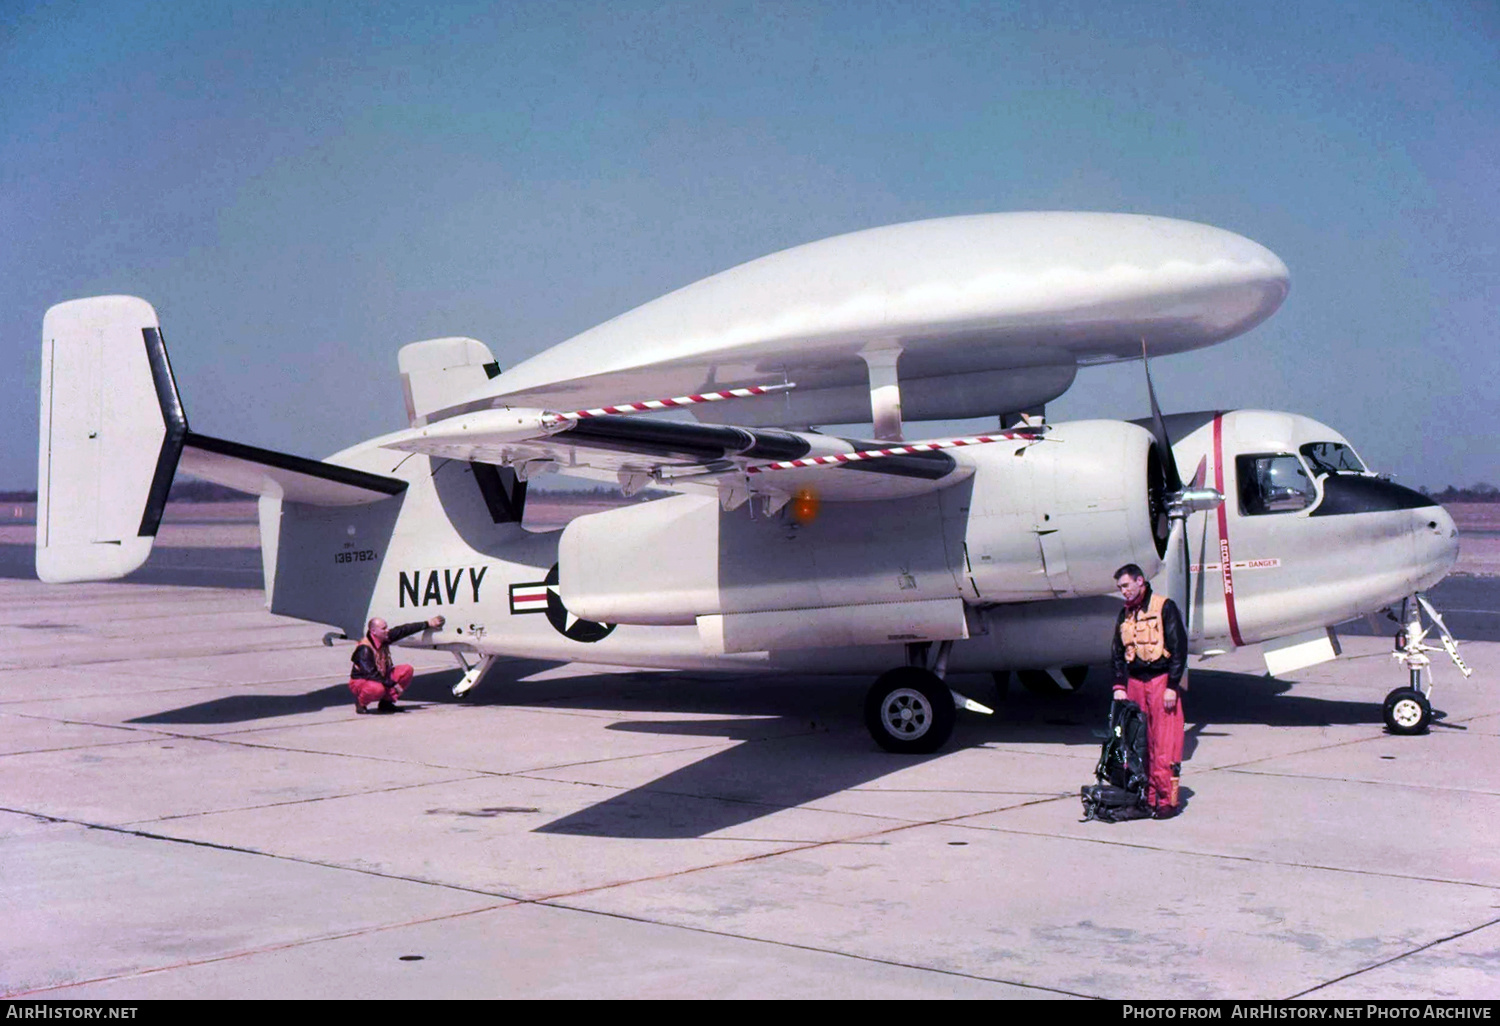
top-left (349, 664), bottom-right (414, 710)
top-left (1123, 673), bottom-right (1184, 812)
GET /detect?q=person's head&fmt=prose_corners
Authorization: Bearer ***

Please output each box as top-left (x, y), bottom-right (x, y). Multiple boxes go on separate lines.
top-left (367, 617), bottom-right (389, 644)
top-left (1113, 564), bottom-right (1147, 607)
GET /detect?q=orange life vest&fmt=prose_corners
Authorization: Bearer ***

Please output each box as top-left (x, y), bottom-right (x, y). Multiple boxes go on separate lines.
top-left (1120, 592), bottom-right (1171, 664)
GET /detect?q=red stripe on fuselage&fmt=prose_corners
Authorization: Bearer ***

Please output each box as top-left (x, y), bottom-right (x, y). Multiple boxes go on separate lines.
top-left (1212, 413), bottom-right (1245, 646)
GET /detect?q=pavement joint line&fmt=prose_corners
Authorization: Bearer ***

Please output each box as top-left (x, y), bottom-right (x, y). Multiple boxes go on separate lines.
top-left (513, 771), bottom-right (919, 826)
top-left (1, 900), bottom-right (521, 999)
top-left (118, 773), bottom-right (492, 824)
top-left (5, 642), bottom-right (337, 672)
top-left (0, 804), bottom-right (528, 901)
top-left (0, 665), bottom-right (377, 692)
top-left (38, 715), bottom-right (744, 778)
top-left (530, 898), bottom-right (1099, 1000)
top-left (1223, 766), bottom-right (1500, 797)
top-left (507, 765), bottom-right (1050, 830)
top-left (1285, 914), bottom-right (1500, 999)
top-left (1202, 731), bottom-right (1406, 772)
top-left (3, 743), bottom-right (1100, 996)
top-left (522, 793), bottom-right (1076, 907)
top-left (943, 805), bottom-right (1500, 892)
top-left (183, 728), bottom-right (741, 777)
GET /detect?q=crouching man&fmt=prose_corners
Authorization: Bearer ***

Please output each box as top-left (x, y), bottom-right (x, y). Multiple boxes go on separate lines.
top-left (1111, 564), bottom-right (1187, 817)
top-left (350, 615), bottom-right (444, 713)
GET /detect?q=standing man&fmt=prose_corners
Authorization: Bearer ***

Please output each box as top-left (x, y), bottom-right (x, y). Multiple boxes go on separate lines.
top-left (1111, 564), bottom-right (1187, 817)
top-left (350, 615), bottom-right (444, 714)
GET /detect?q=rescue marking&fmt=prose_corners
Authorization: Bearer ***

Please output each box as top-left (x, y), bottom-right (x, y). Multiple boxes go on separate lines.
top-left (1213, 413), bottom-right (1246, 647)
top-left (556, 382), bottom-right (793, 421)
top-left (1191, 558), bottom-right (1280, 573)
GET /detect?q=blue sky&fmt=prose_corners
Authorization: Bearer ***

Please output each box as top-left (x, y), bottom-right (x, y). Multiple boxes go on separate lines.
top-left (3, 0), bottom-right (1496, 490)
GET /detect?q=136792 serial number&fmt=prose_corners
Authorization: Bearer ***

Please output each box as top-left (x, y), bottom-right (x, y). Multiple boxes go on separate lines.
top-left (335, 550), bottom-right (377, 564)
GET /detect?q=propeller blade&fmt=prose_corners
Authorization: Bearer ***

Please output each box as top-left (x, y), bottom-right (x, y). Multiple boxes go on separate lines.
top-left (1141, 340), bottom-right (1182, 493)
top-left (1163, 515), bottom-right (1191, 636)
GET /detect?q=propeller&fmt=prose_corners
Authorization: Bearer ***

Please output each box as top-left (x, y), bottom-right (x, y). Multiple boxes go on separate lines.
top-left (1140, 341), bottom-right (1223, 637)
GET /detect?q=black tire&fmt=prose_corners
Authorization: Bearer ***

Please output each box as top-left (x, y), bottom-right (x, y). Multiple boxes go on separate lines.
top-left (1383, 687), bottom-right (1431, 735)
top-left (865, 667), bottom-right (956, 754)
top-left (1017, 665), bottom-right (1091, 697)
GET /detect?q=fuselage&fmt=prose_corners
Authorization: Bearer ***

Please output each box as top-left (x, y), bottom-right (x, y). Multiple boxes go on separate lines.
top-left (263, 409), bottom-right (1457, 677)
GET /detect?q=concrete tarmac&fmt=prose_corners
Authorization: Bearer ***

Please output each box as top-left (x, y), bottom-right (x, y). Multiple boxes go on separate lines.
top-left (3, 575), bottom-right (1499, 1000)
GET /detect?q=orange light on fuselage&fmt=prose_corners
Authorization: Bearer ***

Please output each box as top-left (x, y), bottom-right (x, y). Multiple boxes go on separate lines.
top-left (790, 488), bottom-right (820, 525)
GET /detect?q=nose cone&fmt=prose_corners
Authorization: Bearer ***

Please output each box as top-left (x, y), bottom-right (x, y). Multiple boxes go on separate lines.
top-left (1413, 505), bottom-right (1460, 591)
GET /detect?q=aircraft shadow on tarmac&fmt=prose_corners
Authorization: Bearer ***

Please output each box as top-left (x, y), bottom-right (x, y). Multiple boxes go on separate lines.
top-left (435, 663), bottom-right (1439, 840)
top-left (126, 662), bottom-right (1447, 838)
top-left (128, 683), bottom-right (360, 724)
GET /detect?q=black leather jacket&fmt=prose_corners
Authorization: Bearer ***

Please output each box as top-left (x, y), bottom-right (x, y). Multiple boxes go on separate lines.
top-left (1111, 585), bottom-right (1188, 687)
top-left (351, 621), bottom-right (429, 683)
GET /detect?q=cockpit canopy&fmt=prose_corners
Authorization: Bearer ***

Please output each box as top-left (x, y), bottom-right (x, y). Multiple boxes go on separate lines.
top-left (1237, 441), bottom-right (1371, 516)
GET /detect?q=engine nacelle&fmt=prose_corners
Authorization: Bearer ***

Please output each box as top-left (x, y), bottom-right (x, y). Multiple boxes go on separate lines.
top-left (957, 419), bottom-right (1164, 601)
top-left (558, 419), bottom-right (1164, 652)
top-left (560, 489), bottom-right (962, 629)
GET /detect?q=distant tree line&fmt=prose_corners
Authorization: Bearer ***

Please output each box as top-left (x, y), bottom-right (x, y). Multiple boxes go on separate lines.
top-left (6, 480), bottom-right (1496, 503)
top-left (0, 479), bottom-right (250, 503)
top-left (1419, 483), bottom-right (1500, 502)
top-left (0, 480), bottom-right (673, 504)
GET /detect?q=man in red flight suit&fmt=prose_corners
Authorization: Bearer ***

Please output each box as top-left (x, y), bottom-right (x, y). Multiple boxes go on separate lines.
top-left (1111, 564), bottom-right (1187, 818)
top-left (349, 615), bottom-right (444, 713)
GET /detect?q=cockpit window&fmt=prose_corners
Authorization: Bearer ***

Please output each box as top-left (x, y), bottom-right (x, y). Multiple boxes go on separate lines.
top-left (1300, 442), bottom-right (1367, 476)
top-left (1237, 454), bottom-right (1318, 515)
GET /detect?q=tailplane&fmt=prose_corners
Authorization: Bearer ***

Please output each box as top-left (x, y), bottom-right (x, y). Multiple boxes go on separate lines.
top-left (36, 296), bottom-right (406, 583)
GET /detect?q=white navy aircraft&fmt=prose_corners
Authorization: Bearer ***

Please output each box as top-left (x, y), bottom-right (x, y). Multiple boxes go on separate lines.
top-left (35, 212), bottom-right (1468, 752)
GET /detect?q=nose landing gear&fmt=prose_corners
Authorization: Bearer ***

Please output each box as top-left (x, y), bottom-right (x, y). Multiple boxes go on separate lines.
top-left (1385, 594), bottom-right (1470, 735)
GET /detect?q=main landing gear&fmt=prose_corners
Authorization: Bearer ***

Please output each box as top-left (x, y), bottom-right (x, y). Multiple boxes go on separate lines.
top-left (450, 651), bottom-right (495, 699)
top-left (865, 641), bottom-right (993, 754)
top-left (1384, 594), bottom-right (1471, 735)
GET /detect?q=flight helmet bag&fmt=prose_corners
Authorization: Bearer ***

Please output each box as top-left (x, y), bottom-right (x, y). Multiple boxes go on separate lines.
top-left (1080, 699), bottom-right (1152, 822)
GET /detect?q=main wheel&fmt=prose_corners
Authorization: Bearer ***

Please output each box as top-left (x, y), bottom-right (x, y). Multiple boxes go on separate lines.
top-left (865, 667), bottom-right (955, 754)
top-left (1017, 665), bottom-right (1091, 696)
top-left (1383, 687), bottom-right (1431, 735)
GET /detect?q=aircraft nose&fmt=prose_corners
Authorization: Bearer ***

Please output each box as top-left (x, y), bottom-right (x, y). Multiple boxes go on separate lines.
top-left (1412, 504), bottom-right (1460, 590)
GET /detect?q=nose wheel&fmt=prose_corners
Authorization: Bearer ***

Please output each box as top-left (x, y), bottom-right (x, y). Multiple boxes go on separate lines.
top-left (1384, 593), bottom-right (1470, 736)
top-left (1382, 687), bottom-right (1432, 735)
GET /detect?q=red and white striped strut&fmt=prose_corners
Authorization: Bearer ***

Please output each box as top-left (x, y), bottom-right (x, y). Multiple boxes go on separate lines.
top-left (744, 431), bottom-right (1042, 475)
top-left (553, 382), bottom-right (795, 422)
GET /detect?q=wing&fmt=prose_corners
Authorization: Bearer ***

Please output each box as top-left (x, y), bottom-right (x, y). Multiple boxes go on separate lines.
top-left (378, 386), bottom-right (1045, 506)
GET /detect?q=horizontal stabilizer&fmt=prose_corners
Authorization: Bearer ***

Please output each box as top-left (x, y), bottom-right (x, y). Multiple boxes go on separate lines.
top-left (37, 296), bottom-right (406, 584)
top-left (179, 434), bottom-right (406, 506)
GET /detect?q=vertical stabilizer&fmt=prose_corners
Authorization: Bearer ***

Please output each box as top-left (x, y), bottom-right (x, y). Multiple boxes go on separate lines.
top-left (399, 337), bottom-right (498, 427)
top-left (36, 296), bottom-right (185, 583)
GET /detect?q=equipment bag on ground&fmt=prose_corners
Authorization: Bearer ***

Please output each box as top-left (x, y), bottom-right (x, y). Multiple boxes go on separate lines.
top-left (1080, 699), bottom-right (1152, 822)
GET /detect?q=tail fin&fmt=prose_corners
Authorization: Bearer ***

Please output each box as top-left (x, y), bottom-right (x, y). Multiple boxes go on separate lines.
top-left (37, 298), bottom-right (183, 582)
top-left (37, 296), bottom-right (406, 584)
top-left (398, 337), bottom-right (498, 427)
